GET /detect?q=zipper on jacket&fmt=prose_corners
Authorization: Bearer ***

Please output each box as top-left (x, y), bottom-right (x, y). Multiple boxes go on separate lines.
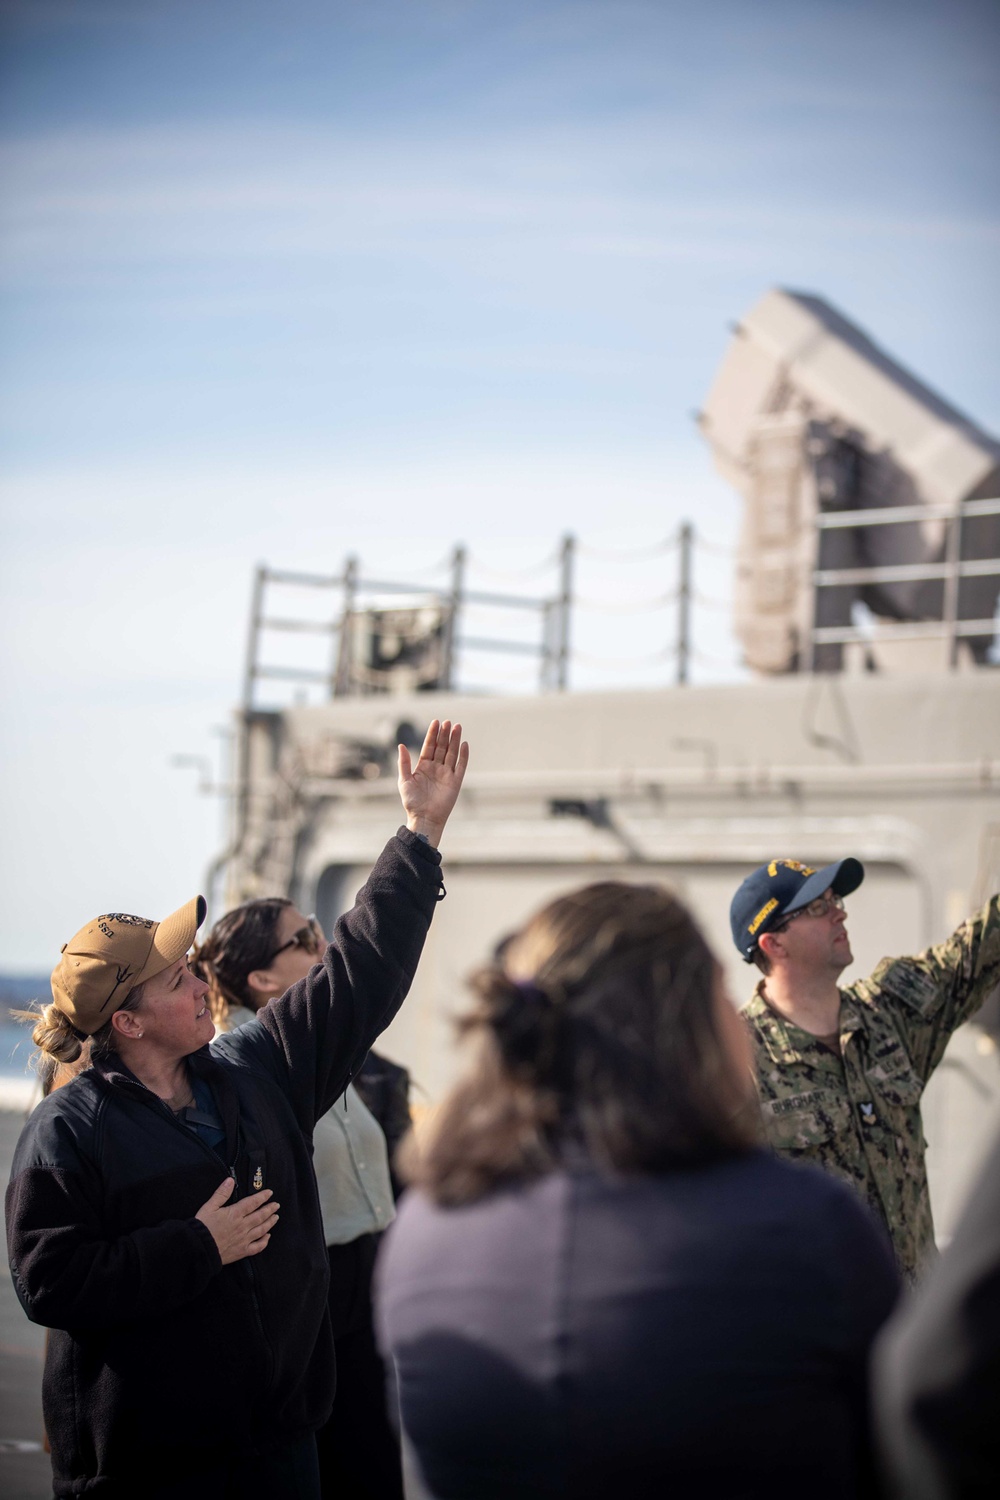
top-left (243, 1259), bottom-right (277, 1392)
top-left (120, 1076), bottom-right (280, 1393)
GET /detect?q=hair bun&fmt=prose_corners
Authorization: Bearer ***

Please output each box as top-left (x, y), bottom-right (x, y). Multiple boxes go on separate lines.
top-left (487, 973), bottom-right (559, 1074)
top-left (30, 1002), bottom-right (84, 1065)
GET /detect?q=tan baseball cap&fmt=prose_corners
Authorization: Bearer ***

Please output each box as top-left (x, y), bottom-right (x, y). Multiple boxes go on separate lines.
top-left (50, 896), bottom-right (207, 1037)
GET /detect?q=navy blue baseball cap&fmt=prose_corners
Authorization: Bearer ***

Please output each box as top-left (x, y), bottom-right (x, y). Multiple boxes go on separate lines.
top-left (729, 857), bottom-right (864, 961)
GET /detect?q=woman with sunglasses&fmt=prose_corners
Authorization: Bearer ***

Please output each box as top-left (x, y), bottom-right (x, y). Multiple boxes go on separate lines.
top-left (6, 720), bottom-right (468, 1500)
top-left (192, 904), bottom-right (410, 1500)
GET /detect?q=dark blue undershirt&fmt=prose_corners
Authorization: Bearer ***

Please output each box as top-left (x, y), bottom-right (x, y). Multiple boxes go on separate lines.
top-left (178, 1073), bottom-right (226, 1152)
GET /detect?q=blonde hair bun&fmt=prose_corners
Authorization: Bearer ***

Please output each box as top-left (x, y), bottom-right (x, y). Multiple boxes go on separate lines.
top-left (23, 1002), bottom-right (84, 1065)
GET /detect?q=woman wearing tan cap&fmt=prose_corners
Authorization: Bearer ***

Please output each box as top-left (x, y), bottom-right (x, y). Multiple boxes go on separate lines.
top-left (5, 720), bottom-right (468, 1500)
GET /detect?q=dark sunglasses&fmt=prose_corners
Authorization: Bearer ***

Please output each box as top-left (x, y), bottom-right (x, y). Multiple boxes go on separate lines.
top-left (268, 915), bottom-right (324, 964)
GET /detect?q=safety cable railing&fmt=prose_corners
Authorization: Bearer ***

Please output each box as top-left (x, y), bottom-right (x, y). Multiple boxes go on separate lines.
top-left (807, 497), bottom-right (1000, 670)
top-left (242, 523), bottom-right (734, 707)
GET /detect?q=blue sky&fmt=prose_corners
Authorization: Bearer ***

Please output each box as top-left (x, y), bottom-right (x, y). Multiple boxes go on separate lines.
top-left (1, 0), bottom-right (998, 968)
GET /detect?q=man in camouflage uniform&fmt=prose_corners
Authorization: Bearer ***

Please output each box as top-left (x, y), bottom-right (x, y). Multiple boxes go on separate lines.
top-left (730, 857), bottom-right (1000, 1282)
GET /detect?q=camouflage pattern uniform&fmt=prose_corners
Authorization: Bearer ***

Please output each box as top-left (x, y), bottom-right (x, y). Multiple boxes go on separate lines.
top-left (742, 896), bottom-right (1000, 1282)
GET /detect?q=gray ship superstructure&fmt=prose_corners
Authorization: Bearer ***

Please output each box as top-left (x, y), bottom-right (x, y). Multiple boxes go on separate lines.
top-left (215, 290), bottom-right (1000, 1243)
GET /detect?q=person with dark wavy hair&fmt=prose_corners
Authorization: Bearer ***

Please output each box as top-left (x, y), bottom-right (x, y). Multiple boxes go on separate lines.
top-left (191, 899), bottom-right (410, 1500)
top-left (377, 881), bottom-right (899, 1500)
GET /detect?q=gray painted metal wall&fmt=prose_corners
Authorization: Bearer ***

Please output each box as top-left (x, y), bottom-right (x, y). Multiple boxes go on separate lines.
top-left (225, 670), bottom-right (1000, 1241)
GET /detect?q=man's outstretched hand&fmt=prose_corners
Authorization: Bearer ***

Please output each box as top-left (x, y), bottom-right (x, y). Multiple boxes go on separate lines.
top-left (398, 719), bottom-right (469, 848)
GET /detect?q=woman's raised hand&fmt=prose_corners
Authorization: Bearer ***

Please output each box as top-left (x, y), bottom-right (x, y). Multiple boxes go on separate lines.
top-left (397, 719), bottom-right (470, 848)
top-left (196, 1177), bottom-right (280, 1266)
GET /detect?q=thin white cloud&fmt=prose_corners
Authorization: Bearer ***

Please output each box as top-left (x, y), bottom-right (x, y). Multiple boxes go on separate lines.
top-left (3, 118), bottom-right (996, 288)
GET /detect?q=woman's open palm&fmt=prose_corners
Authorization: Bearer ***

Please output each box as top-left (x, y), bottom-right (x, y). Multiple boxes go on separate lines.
top-left (397, 719), bottom-right (469, 847)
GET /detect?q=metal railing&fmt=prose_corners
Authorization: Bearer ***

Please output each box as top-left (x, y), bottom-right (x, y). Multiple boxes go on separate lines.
top-left (241, 525), bottom-right (716, 708)
top-left (807, 496), bottom-right (1000, 669)
top-left (243, 540), bottom-right (576, 708)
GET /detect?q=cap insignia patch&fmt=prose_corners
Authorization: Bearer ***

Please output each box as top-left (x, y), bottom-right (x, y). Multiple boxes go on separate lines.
top-left (767, 860), bottom-right (816, 878)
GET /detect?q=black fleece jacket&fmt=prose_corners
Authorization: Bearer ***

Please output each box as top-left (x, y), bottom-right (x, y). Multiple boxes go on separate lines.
top-left (5, 829), bottom-right (442, 1498)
